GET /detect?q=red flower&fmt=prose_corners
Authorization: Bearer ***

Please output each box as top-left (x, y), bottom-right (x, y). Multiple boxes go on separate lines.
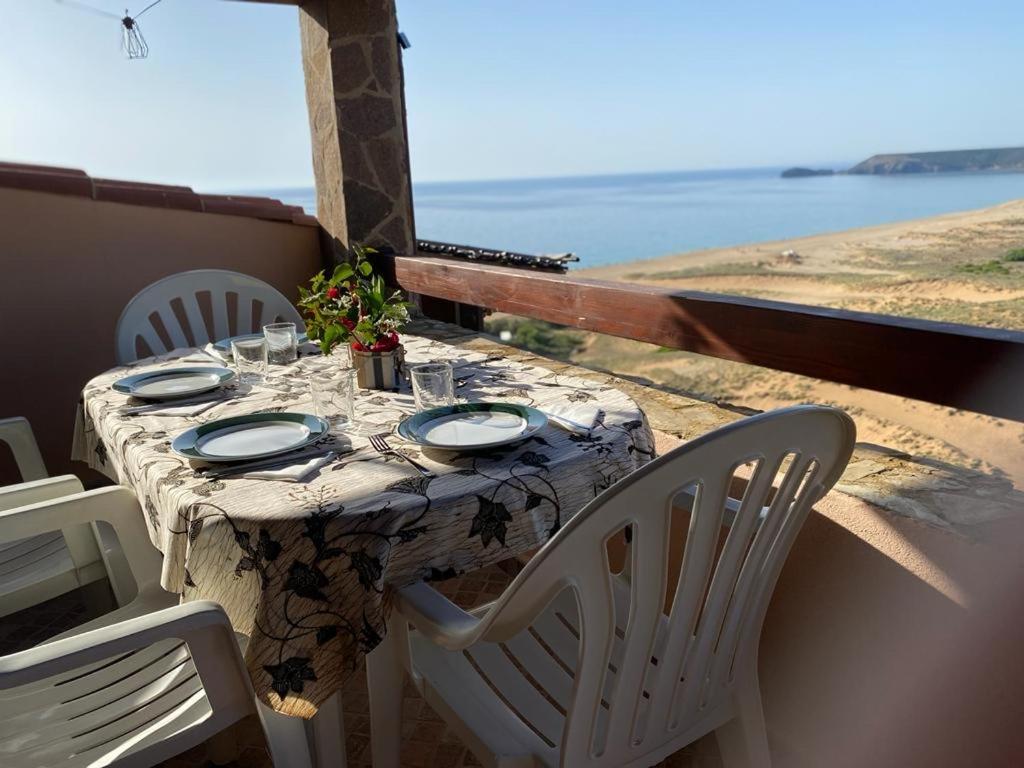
top-left (341, 318), bottom-right (356, 331)
top-left (351, 340), bottom-right (366, 352)
top-left (369, 333), bottom-right (400, 353)
top-left (326, 286), bottom-right (340, 300)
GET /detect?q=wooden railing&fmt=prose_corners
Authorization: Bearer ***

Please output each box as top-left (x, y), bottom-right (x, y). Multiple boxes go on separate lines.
top-left (380, 253), bottom-right (1024, 423)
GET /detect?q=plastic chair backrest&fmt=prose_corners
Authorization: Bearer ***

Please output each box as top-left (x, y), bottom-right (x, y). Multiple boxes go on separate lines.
top-left (115, 269), bottom-right (305, 363)
top-left (481, 405), bottom-right (855, 766)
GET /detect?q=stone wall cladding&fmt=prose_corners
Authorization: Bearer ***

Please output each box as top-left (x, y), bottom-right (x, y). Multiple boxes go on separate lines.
top-left (300, 0), bottom-right (415, 257)
top-left (0, 161), bottom-right (317, 226)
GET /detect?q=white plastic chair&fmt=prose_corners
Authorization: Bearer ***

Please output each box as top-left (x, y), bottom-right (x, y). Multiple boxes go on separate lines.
top-left (0, 418), bottom-right (108, 617)
top-left (115, 269), bottom-right (305, 364)
top-left (367, 406), bottom-right (856, 768)
top-left (0, 486), bottom-right (315, 768)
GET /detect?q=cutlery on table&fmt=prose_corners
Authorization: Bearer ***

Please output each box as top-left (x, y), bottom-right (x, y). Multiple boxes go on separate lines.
top-left (119, 392), bottom-right (236, 416)
top-left (369, 434), bottom-right (435, 478)
top-left (198, 449), bottom-right (339, 480)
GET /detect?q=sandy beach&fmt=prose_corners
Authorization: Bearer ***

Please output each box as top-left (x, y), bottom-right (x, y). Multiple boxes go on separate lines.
top-left (571, 200), bottom-right (1024, 486)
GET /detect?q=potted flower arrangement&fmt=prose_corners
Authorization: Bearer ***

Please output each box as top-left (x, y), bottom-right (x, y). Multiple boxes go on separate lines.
top-left (298, 244), bottom-right (411, 389)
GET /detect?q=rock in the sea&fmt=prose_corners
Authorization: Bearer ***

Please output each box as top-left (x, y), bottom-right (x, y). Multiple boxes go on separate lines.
top-left (781, 167), bottom-right (835, 178)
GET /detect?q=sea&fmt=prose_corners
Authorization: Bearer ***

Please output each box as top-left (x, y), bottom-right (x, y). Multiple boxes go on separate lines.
top-left (257, 166), bottom-right (1024, 269)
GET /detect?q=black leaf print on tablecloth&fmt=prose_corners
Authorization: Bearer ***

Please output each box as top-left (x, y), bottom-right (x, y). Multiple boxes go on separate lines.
top-left (193, 479), bottom-right (225, 497)
top-left (316, 625), bottom-right (339, 645)
top-left (187, 518), bottom-right (204, 543)
top-left (567, 390), bottom-right (597, 403)
top-left (264, 657), bottom-right (317, 698)
top-left (94, 440), bottom-right (108, 466)
top-left (387, 475), bottom-right (433, 496)
top-left (348, 550), bottom-right (383, 591)
top-left (360, 614), bottom-right (382, 651)
top-left (621, 419), bottom-right (644, 431)
top-left (469, 495), bottom-right (513, 547)
top-left (426, 566), bottom-right (459, 582)
top-left (233, 528), bottom-right (283, 587)
top-left (525, 493), bottom-right (544, 511)
top-left (285, 561), bottom-right (330, 601)
top-left (518, 451), bottom-right (550, 468)
top-left (256, 529), bottom-right (283, 562)
top-left (144, 497), bottom-right (160, 531)
top-left (393, 525), bottom-right (428, 543)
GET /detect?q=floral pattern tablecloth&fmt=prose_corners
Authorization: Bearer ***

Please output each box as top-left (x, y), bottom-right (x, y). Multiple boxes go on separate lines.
top-left (73, 335), bottom-right (655, 717)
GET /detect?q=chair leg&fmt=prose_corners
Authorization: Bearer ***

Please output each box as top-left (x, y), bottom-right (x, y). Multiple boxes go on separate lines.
top-left (258, 699), bottom-right (315, 768)
top-left (366, 619), bottom-right (408, 768)
top-left (307, 690), bottom-right (348, 768)
top-left (716, 673), bottom-right (771, 768)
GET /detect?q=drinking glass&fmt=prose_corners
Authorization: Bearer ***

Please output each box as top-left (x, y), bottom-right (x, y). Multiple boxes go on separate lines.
top-left (264, 322), bottom-right (298, 365)
top-left (232, 338), bottom-right (268, 385)
top-left (309, 369), bottom-right (357, 430)
top-left (410, 362), bottom-right (454, 412)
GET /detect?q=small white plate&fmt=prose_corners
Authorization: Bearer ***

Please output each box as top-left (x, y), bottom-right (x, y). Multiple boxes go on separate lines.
top-left (112, 367), bottom-right (235, 401)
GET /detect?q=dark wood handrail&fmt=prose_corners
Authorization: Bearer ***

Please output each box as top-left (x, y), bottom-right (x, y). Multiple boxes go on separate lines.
top-left (380, 253), bottom-right (1024, 422)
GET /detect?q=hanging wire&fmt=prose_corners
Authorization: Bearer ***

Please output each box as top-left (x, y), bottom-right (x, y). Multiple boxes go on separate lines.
top-left (132, 0), bottom-right (164, 18)
top-left (54, 0), bottom-right (120, 19)
top-left (53, 0), bottom-right (166, 59)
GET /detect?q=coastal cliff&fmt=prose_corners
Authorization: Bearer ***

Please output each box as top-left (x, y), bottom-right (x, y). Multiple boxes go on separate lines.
top-left (782, 146), bottom-right (1024, 178)
top-left (847, 147), bottom-right (1024, 175)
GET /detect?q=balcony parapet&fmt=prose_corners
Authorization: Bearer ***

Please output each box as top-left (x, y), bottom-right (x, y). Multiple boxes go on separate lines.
top-left (0, 161), bottom-right (318, 227)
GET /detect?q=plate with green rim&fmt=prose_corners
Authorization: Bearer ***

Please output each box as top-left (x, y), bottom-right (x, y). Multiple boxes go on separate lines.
top-left (396, 403), bottom-right (547, 451)
top-left (212, 332), bottom-right (309, 355)
top-left (112, 367), bottom-right (236, 401)
top-left (172, 412), bottom-right (329, 463)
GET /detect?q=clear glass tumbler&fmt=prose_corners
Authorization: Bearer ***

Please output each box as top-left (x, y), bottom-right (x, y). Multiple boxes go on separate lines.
top-left (232, 337), bottom-right (268, 385)
top-left (264, 322), bottom-right (298, 365)
top-left (410, 362), bottom-right (455, 412)
top-left (310, 369), bottom-right (357, 430)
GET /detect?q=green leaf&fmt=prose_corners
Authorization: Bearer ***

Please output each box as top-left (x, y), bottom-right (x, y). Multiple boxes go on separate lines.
top-left (358, 260), bottom-right (373, 276)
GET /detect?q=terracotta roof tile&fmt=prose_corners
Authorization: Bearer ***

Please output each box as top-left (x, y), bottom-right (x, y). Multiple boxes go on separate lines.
top-left (0, 165), bottom-right (93, 197)
top-left (0, 161), bottom-right (317, 227)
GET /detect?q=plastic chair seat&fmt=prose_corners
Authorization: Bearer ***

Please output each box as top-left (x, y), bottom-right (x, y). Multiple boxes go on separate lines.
top-left (0, 589), bottom-right (198, 767)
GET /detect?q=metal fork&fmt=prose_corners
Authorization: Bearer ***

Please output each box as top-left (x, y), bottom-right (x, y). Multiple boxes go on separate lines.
top-left (369, 434), bottom-right (435, 478)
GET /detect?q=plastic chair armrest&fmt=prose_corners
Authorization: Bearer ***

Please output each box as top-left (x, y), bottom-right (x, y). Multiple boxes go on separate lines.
top-left (393, 581), bottom-right (491, 651)
top-left (0, 475), bottom-right (84, 512)
top-left (0, 601), bottom-right (234, 689)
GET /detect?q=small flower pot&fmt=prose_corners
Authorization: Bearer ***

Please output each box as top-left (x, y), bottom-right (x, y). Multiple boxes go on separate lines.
top-left (352, 344), bottom-right (405, 390)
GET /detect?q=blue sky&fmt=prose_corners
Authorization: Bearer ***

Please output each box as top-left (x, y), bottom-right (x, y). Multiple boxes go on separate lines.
top-left (1, 0), bottom-right (1022, 187)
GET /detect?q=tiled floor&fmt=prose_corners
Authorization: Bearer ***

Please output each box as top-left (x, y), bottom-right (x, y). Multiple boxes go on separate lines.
top-left (2, 566), bottom-right (721, 768)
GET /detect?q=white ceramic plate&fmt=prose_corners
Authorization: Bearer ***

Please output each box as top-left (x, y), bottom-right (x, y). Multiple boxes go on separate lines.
top-left (172, 412), bottom-right (329, 463)
top-left (397, 403), bottom-right (547, 450)
top-left (112, 367), bottom-right (235, 401)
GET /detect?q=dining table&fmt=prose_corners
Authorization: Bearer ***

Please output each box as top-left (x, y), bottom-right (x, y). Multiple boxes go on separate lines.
top-left (72, 333), bottom-right (656, 738)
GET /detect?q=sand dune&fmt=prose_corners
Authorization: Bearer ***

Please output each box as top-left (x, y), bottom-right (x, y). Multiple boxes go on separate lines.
top-left (572, 200), bottom-right (1024, 486)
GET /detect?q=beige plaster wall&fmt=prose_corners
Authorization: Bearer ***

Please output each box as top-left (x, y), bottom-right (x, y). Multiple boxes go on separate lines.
top-left (0, 189), bottom-right (324, 480)
top-left (762, 496), bottom-right (1024, 767)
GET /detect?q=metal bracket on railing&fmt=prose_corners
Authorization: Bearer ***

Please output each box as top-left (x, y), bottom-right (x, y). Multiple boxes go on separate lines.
top-left (417, 240), bottom-right (578, 272)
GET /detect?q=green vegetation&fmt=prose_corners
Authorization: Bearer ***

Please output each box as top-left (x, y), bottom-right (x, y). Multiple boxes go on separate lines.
top-left (954, 260), bottom-right (1010, 276)
top-left (1005, 248), bottom-right (1024, 262)
top-left (484, 316), bottom-right (585, 360)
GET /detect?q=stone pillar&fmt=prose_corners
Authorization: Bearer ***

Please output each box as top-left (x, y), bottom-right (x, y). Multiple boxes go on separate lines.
top-left (299, 0), bottom-right (415, 260)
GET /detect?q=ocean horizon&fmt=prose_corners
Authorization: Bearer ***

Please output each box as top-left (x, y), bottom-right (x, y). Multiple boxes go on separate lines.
top-left (250, 166), bottom-right (1024, 269)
